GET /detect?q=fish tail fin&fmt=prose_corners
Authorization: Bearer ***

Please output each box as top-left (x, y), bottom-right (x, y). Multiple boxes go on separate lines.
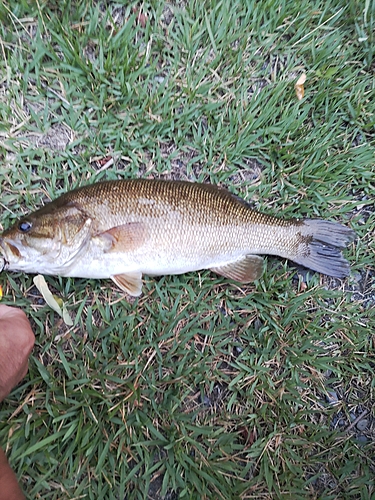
top-left (293, 219), bottom-right (356, 278)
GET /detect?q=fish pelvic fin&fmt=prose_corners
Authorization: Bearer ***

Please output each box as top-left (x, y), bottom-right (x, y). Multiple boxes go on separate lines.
top-left (293, 219), bottom-right (356, 278)
top-left (211, 255), bottom-right (264, 283)
top-left (111, 272), bottom-right (143, 296)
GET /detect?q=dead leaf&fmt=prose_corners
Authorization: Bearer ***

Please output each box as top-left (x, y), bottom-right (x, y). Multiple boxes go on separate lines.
top-left (33, 275), bottom-right (73, 326)
top-left (132, 7), bottom-right (147, 28)
top-left (238, 426), bottom-right (257, 447)
top-left (97, 155), bottom-right (112, 167)
top-left (295, 73), bottom-right (306, 100)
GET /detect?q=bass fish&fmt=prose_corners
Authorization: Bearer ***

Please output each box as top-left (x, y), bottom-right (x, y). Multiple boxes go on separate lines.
top-left (0, 179), bottom-right (355, 296)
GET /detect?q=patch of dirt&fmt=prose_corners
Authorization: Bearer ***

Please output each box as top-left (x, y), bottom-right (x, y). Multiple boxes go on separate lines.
top-left (160, 4), bottom-right (175, 28)
top-left (113, 140), bottom-right (265, 192)
top-left (3, 91), bottom-right (74, 153)
top-left (34, 123), bottom-right (73, 151)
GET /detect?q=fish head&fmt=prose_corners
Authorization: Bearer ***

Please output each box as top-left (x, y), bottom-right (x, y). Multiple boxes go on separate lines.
top-left (0, 203), bottom-right (93, 275)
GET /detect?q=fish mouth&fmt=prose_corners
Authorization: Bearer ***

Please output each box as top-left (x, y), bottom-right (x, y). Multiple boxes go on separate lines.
top-left (0, 237), bottom-right (21, 272)
top-left (0, 238), bottom-right (9, 272)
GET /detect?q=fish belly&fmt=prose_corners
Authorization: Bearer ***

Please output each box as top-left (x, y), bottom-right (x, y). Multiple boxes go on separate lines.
top-left (62, 222), bottom-right (255, 279)
top-left (62, 247), bottom-right (249, 279)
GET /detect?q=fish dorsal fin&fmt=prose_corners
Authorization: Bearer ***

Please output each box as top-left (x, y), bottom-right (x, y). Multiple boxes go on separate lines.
top-left (111, 272), bottom-right (143, 296)
top-left (94, 223), bottom-right (146, 252)
top-left (211, 255), bottom-right (264, 283)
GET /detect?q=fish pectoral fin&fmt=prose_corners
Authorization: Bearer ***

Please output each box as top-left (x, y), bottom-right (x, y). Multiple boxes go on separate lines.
top-left (111, 272), bottom-right (143, 296)
top-left (211, 255), bottom-right (264, 283)
top-left (95, 223), bottom-right (146, 252)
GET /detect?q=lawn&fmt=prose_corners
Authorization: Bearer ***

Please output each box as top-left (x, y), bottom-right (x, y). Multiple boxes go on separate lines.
top-left (0, 1), bottom-right (374, 498)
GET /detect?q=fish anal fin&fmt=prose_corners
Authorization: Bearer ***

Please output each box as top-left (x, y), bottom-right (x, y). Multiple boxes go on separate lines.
top-left (94, 223), bottom-right (146, 252)
top-left (111, 272), bottom-right (143, 296)
top-left (211, 255), bottom-right (264, 283)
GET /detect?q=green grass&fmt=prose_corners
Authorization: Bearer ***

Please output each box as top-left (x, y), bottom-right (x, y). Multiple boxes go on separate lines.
top-left (0, 0), bottom-right (374, 498)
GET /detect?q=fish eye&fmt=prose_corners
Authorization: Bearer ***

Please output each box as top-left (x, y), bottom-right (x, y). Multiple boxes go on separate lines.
top-left (19, 221), bottom-right (32, 232)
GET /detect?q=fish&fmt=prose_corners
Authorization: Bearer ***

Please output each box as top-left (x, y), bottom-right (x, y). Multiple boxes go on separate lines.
top-left (0, 179), bottom-right (355, 296)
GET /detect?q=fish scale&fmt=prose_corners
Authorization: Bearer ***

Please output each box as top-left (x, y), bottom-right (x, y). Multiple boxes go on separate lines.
top-left (57, 180), bottom-right (296, 256)
top-left (0, 179), bottom-right (355, 296)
